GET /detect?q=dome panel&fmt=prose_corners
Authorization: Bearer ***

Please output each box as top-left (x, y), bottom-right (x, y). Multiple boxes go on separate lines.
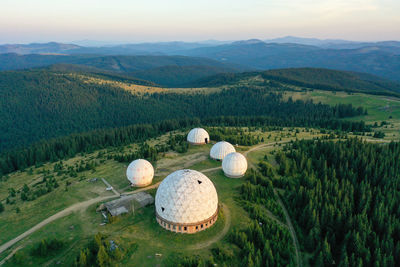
top-left (210, 141), bottom-right (236, 160)
top-left (187, 128), bottom-right (210, 145)
top-left (155, 169), bottom-right (218, 224)
top-left (126, 159), bottom-right (154, 187)
top-left (222, 152), bottom-right (247, 178)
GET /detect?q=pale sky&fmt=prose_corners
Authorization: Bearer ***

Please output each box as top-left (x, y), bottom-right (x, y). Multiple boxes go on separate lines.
top-left (1, 0), bottom-right (399, 43)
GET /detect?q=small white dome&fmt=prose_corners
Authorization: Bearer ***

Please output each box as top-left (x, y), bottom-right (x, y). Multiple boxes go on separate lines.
top-left (210, 141), bottom-right (236, 160)
top-left (222, 152), bottom-right (247, 178)
top-left (187, 128), bottom-right (210, 145)
top-left (155, 169), bottom-right (218, 224)
top-left (126, 159), bottom-right (154, 187)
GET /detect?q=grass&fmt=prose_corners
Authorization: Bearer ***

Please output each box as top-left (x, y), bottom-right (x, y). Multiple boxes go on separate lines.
top-left (0, 126), bottom-right (395, 266)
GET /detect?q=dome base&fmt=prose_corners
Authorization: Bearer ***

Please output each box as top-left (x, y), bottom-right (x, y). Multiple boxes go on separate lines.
top-left (188, 141), bottom-right (207, 145)
top-left (156, 208), bottom-right (218, 234)
top-left (223, 172), bottom-right (245, 178)
top-left (131, 181), bottom-right (152, 188)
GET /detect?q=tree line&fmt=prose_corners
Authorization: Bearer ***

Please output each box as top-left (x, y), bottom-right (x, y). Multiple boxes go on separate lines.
top-left (0, 112), bottom-right (371, 177)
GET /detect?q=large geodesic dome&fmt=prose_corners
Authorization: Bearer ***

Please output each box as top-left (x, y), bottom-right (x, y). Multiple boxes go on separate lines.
top-left (222, 152), bottom-right (248, 178)
top-left (126, 159), bottom-right (154, 187)
top-left (187, 128), bottom-right (210, 145)
top-left (210, 141), bottom-right (236, 161)
top-left (155, 169), bottom-right (218, 233)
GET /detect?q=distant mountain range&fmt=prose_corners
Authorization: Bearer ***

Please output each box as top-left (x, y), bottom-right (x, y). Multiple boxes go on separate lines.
top-left (1, 37), bottom-right (400, 81)
top-left (0, 54), bottom-right (243, 87)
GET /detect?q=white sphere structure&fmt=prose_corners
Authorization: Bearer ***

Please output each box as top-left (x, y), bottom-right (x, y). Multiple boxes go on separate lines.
top-left (155, 169), bottom-right (218, 233)
top-left (126, 159), bottom-right (154, 187)
top-left (187, 128), bottom-right (210, 145)
top-left (222, 152), bottom-right (248, 178)
top-left (210, 141), bottom-right (236, 161)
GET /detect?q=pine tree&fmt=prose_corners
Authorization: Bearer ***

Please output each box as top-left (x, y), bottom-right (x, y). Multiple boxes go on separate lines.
top-left (97, 245), bottom-right (110, 267)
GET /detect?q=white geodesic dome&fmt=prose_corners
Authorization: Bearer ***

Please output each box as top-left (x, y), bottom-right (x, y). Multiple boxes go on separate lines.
top-left (126, 159), bottom-right (154, 187)
top-left (210, 141), bottom-right (236, 160)
top-left (155, 169), bottom-right (218, 224)
top-left (187, 128), bottom-right (210, 145)
top-left (222, 152), bottom-right (248, 178)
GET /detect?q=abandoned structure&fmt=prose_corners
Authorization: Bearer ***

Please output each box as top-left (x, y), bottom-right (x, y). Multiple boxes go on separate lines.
top-left (99, 192), bottom-right (154, 216)
top-left (155, 169), bottom-right (219, 234)
top-left (222, 152), bottom-right (248, 178)
top-left (187, 128), bottom-right (210, 145)
top-left (126, 159), bottom-right (154, 187)
top-left (210, 141), bottom-right (236, 161)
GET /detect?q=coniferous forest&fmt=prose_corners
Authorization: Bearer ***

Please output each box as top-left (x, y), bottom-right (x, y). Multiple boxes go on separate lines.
top-left (277, 139), bottom-right (400, 266)
top-left (0, 70), bottom-right (366, 152)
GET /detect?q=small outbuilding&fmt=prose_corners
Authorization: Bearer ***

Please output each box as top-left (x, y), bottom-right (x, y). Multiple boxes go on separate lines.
top-left (222, 152), bottom-right (248, 178)
top-left (100, 192), bottom-right (154, 217)
top-left (210, 141), bottom-right (236, 161)
top-left (187, 128), bottom-right (210, 145)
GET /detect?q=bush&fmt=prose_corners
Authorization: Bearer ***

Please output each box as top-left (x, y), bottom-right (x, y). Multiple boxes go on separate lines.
top-left (31, 238), bottom-right (65, 257)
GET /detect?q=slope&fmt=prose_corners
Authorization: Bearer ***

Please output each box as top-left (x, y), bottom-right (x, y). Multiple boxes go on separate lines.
top-left (0, 69), bottom-right (366, 152)
top-left (179, 40), bottom-right (400, 81)
top-left (188, 68), bottom-right (400, 96)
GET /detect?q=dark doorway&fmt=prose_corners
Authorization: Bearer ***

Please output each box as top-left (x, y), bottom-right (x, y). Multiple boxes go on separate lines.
top-left (205, 138), bottom-right (208, 144)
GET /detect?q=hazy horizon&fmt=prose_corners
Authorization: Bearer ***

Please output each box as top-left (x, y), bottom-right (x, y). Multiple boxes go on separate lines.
top-left (1, 0), bottom-right (399, 44)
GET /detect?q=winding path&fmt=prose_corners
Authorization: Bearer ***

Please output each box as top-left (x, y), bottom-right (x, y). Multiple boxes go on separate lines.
top-left (244, 141), bottom-right (302, 267)
top-left (274, 189), bottom-right (302, 267)
top-left (0, 195), bottom-right (117, 256)
top-left (187, 203), bottom-right (231, 250)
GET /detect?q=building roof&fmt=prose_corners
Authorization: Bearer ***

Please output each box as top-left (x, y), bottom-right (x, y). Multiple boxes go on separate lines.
top-left (187, 128), bottom-right (209, 144)
top-left (155, 169), bottom-right (218, 224)
top-left (126, 159), bottom-right (154, 187)
top-left (210, 141), bottom-right (236, 160)
top-left (103, 192), bottom-right (154, 216)
top-left (222, 152), bottom-right (248, 178)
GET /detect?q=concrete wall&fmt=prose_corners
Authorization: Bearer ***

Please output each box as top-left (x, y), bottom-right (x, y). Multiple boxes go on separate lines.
top-left (156, 211), bottom-right (218, 234)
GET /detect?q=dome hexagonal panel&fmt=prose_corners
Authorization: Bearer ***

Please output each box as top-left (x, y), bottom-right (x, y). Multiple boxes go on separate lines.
top-left (222, 152), bottom-right (247, 178)
top-left (155, 169), bottom-right (218, 224)
top-left (210, 141), bottom-right (236, 160)
top-left (187, 128), bottom-right (210, 145)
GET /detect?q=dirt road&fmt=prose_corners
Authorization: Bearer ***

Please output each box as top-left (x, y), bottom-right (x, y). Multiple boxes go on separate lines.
top-left (274, 189), bottom-right (302, 267)
top-left (0, 194), bottom-right (117, 257)
top-left (187, 203), bottom-right (231, 250)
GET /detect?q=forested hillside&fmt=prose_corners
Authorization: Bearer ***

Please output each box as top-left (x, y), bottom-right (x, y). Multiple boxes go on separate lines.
top-left (277, 139), bottom-right (400, 266)
top-left (0, 54), bottom-right (242, 87)
top-left (189, 68), bottom-right (400, 96)
top-left (179, 40), bottom-right (400, 81)
top-left (0, 69), bottom-right (367, 171)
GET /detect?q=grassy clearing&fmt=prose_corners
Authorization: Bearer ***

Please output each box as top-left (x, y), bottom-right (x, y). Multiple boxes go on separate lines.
top-left (283, 90), bottom-right (400, 122)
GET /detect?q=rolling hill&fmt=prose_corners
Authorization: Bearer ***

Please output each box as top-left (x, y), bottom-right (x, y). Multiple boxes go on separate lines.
top-left (179, 40), bottom-right (400, 81)
top-left (0, 68), bottom-right (370, 152)
top-left (2, 39), bottom-right (400, 82)
top-left (188, 68), bottom-right (400, 96)
top-left (0, 54), bottom-right (244, 87)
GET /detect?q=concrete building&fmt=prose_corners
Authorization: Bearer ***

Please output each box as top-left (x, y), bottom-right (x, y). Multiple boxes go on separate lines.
top-left (222, 152), bottom-right (248, 178)
top-left (155, 169), bottom-right (218, 234)
top-left (187, 128), bottom-right (210, 145)
top-left (100, 192), bottom-right (154, 216)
